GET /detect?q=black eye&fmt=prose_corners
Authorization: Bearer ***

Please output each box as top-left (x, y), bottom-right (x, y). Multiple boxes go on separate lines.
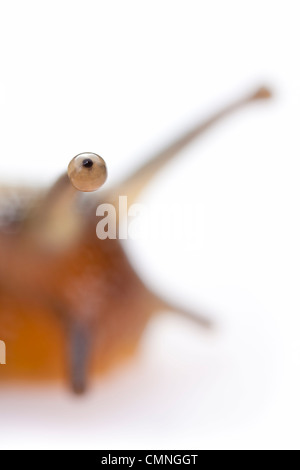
top-left (82, 159), bottom-right (94, 169)
top-left (68, 153), bottom-right (107, 192)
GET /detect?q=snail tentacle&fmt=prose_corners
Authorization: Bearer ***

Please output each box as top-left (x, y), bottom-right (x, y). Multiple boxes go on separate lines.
top-left (109, 86), bottom-right (272, 207)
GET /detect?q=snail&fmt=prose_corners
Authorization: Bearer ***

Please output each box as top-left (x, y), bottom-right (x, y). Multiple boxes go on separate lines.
top-left (0, 86), bottom-right (271, 394)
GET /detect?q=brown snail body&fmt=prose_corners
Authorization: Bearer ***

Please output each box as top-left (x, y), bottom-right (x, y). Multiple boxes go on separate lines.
top-left (0, 87), bottom-right (271, 393)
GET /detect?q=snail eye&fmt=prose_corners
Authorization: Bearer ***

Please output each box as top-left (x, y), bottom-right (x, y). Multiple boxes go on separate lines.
top-left (68, 153), bottom-right (107, 192)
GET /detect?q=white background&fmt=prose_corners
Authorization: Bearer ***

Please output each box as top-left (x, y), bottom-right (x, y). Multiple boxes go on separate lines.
top-left (0, 0), bottom-right (299, 450)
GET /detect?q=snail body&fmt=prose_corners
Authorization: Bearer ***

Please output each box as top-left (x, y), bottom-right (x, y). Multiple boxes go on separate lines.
top-left (0, 88), bottom-right (271, 393)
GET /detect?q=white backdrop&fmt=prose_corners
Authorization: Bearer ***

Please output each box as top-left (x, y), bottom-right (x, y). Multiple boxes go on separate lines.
top-left (0, 0), bottom-right (299, 450)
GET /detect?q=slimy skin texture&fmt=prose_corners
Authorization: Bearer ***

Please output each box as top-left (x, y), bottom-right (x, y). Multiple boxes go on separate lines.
top-left (0, 87), bottom-right (271, 393)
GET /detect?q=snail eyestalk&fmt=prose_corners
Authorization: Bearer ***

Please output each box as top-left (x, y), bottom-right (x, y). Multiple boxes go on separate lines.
top-left (25, 153), bottom-right (107, 249)
top-left (111, 85), bottom-right (272, 207)
top-left (68, 153), bottom-right (107, 193)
